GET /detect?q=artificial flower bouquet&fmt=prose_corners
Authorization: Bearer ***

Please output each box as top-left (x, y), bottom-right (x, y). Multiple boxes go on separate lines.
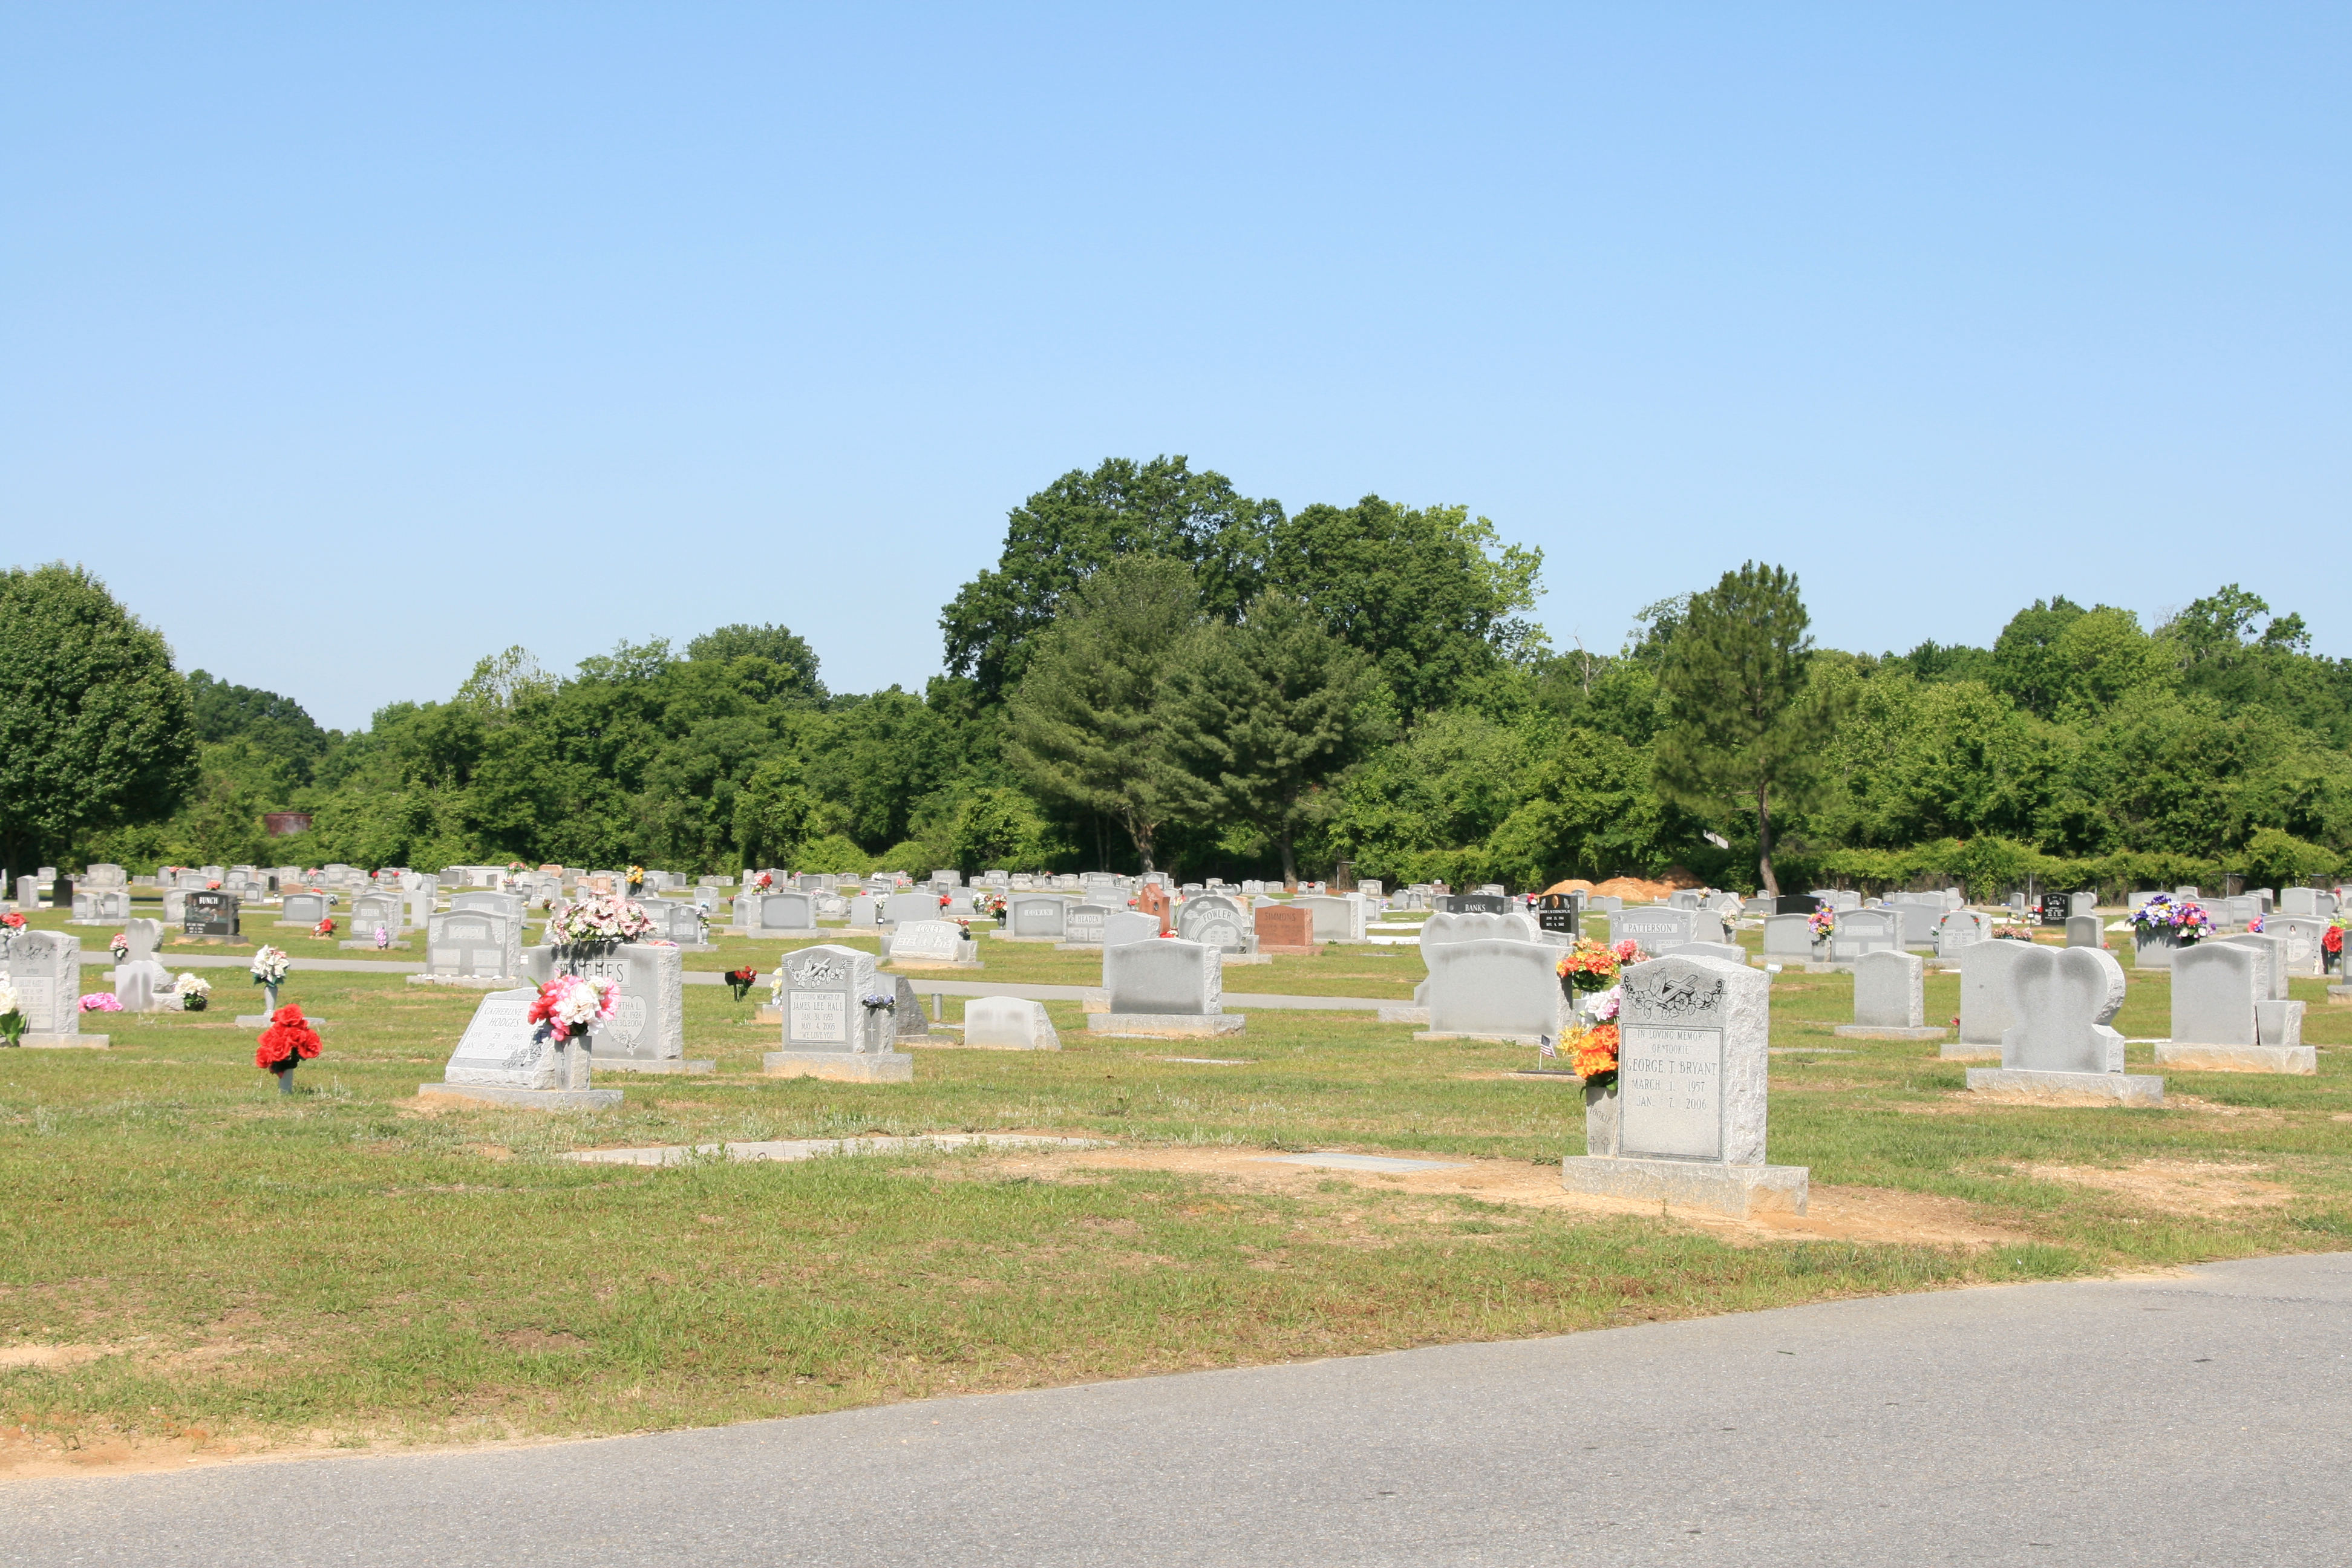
top-left (2128, 893), bottom-right (2213, 944)
top-left (1806, 906), bottom-right (1837, 943)
top-left (546, 895), bottom-right (655, 945)
top-left (108, 930), bottom-right (129, 962)
top-left (724, 965), bottom-right (759, 1002)
top-left (80, 993), bottom-right (123, 1013)
top-left (527, 973), bottom-right (621, 1041)
top-left (1564, 1021), bottom-right (1621, 1086)
top-left (0, 982), bottom-right (22, 1047)
top-left (251, 945), bottom-right (292, 986)
top-left (175, 973), bottom-right (211, 1011)
top-left (313, 917), bottom-right (336, 939)
top-left (255, 1004), bottom-right (322, 1091)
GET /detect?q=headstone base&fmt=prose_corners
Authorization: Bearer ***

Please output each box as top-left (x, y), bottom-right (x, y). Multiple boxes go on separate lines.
top-left (1832, 1024), bottom-right (1947, 1040)
top-left (167, 935), bottom-right (240, 947)
top-left (1939, 1041), bottom-right (2001, 1059)
top-left (1377, 1004), bottom-right (1432, 1025)
top-left (1086, 1013), bottom-right (1246, 1038)
top-left (990, 932), bottom-right (1065, 943)
top-left (1053, 941), bottom-right (1105, 952)
top-left (591, 1057), bottom-right (716, 1074)
top-left (1209, 952), bottom-right (1273, 965)
top-left (2151, 1044), bottom-right (2316, 1074)
top-left (2331, 984), bottom-right (2352, 1004)
top-left (886, 959), bottom-right (984, 970)
top-left (339, 939), bottom-right (413, 950)
top-left (1561, 1155), bottom-right (1809, 1219)
top-left (1964, 1068), bottom-right (2164, 1105)
top-left (64, 919), bottom-right (117, 927)
top-left (405, 974), bottom-right (521, 990)
top-left (18, 1034), bottom-right (109, 1048)
top-left (418, 1083), bottom-right (622, 1110)
top-left (763, 1050), bottom-right (914, 1082)
top-left (1257, 944), bottom-right (1317, 956)
top-left (732, 927), bottom-right (826, 939)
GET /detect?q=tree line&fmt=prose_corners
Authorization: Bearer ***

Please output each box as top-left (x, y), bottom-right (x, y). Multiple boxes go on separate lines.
top-left (7, 455), bottom-right (2351, 895)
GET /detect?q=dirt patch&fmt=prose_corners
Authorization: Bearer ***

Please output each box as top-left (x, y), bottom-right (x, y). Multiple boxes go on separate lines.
top-left (0, 1344), bottom-right (109, 1370)
top-left (961, 1145), bottom-right (2031, 1250)
top-left (1547, 871), bottom-right (1702, 902)
top-left (2023, 1160), bottom-right (2293, 1215)
top-left (494, 1328), bottom-right (587, 1352)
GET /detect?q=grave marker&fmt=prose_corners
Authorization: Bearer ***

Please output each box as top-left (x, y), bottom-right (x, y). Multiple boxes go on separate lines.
top-left (1835, 950), bottom-right (1943, 1039)
top-left (1965, 946), bottom-right (2161, 1103)
top-left (766, 943), bottom-right (912, 1081)
top-left (1564, 955), bottom-right (1805, 1218)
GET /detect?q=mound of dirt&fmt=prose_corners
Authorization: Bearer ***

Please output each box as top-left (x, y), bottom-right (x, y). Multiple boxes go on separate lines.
top-left (1545, 867), bottom-right (1706, 903)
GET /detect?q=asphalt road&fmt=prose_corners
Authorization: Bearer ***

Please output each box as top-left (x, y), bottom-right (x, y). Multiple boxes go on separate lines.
top-left (6, 1253), bottom-right (2347, 1566)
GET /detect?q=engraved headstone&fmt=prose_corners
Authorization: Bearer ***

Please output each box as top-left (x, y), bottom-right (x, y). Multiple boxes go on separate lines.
top-left (890, 919), bottom-right (972, 964)
top-left (1565, 955), bottom-right (1804, 1217)
top-left (1174, 893), bottom-right (1252, 953)
top-left (1254, 904), bottom-right (1315, 953)
top-left (767, 943), bottom-right (911, 1080)
top-left (426, 910), bottom-right (520, 979)
top-left (1063, 903), bottom-right (1110, 944)
top-left (0, 928), bottom-right (85, 1039)
top-left (1965, 946), bottom-right (2160, 1102)
top-left (183, 890), bottom-right (240, 938)
top-left (1006, 893), bottom-right (1068, 939)
top-left (524, 940), bottom-right (688, 1067)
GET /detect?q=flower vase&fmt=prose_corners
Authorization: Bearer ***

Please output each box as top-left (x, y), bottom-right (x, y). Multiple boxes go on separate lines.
top-left (265, 983), bottom-right (279, 1015)
top-left (186, 995), bottom-right (207, 1013)
top-left (1583, 1079), bottom-right (1621, 1158)
top-left (558, 1024), bottom-right (593, 1091)
top-left (274, 1063), bottom-right (295, 1096)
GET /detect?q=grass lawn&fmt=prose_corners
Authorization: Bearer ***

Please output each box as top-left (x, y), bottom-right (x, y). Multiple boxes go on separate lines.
top-left (5, 917), bottom-right (2350, 1470)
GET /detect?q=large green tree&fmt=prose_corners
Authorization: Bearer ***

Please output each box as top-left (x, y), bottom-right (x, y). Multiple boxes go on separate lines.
top-left (941, 456), bottom-right (1281, 701)
top-left (1651, 562), bottom-right (1841, 896)
top-left (0, 564), bottom-right (199, 873)
top-left (1263, 497), bottom-right (1544, 720)
top-left (1168, 595), bottom-right (1387, 883)
top-left (1004, 555), bottom-right (1206, 872)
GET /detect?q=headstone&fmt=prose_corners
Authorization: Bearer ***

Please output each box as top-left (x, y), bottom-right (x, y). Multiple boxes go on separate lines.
top-left (1103, 938), bottom-right (1222, 1016)
top-left (1831, 907), bottom-right (1901, 962)
top-left (1419, 939), bottom-right (1566, 1040)
top-left (69, 887), bottom-right (131, 924)
top-left (82, 863), bottom-right (125, 888)
top-left (1062, 903), bottom-right (1111, 945)
top-left (2036, 892), bottom-right (2072, 928)
top-left (425, 910), bottom-right (521, 979)
top-left (0, 928), bottom-right (86, 1039)
top-left (2069, 891), bottom-right (2099, 918)
top-left (2269, 914), bottom-right (2328, 976)
top-left (1100, 910), bottom-right (1161, 947)
top-left (13, 876), bottom-right (36, 909)
top-left (421, 986), bottom-right (620, 1108)
top-left (523, 940), bottom-right (688, 1068)
top-left (1965, 947), bottom-right (2160, 1103)
top-left (182, 890), bottom-right (240, 938)
top-left (450, 890), bottom-right (523, 921)
top-left (883, 890), bottom-right (942, 926)
top-left (281, 892), bottom-right (328, 928)
top-left (1565, 955), bottom-right (1805, 1218)
top-left (746, 891), bottom-right (818, 933)
top-left (2280, 887), bottom-right (2318, 916)
top-left (963, 996), bottom-right (1060, 1050)
top-left (1667, 890), bottom-right (1701, 910)
top-left (646, 899), bottom-right (707, 946)
top-left (1254, 904), bottom-right (1315, 953)
top-left (1289, 893), bottom-right (1369, 942)
top-left (1761, 913), bottom-right (1814, 960)
top-left (1952, 938), bottom-right (2030, 1058)
top-left (765, 944), bottom-right (909, 1079)
top-left (1935, 909), bottom-right (1989, 959)
top-left (1534, 893), bottom-right (1580, 941)
top-left (1419, 910), bottom-right (1540, 948)
top-left (1613, 907), bottom-right (1699, 950)
top-left (1835, 950), bottom-right (1941, 1039)
top-left (1005, 893), bottom-right (1068, 940)
top-left (889, 920), bottom-right (973, 965)
top-left (1174, 893), bottom-right (1253, 953)
top-left (1434, 893), bottom-right (1510, 916)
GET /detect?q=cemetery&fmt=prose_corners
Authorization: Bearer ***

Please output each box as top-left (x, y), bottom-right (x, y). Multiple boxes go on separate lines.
top-left (3, 866), bottom-right (2351, 1477)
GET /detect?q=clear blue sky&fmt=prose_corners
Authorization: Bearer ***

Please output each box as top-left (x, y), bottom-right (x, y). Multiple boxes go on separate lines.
top-left (4, 4), bottom-right (2345, 731)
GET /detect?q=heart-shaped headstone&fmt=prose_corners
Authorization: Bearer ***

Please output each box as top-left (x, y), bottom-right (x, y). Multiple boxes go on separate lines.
top-left (2001, 946), bottom-right (2127, 1073)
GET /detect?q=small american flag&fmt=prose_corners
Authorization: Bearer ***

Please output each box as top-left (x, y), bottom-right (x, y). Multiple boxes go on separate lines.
top-left (1538, 1034), bottom-right (1557, 1059)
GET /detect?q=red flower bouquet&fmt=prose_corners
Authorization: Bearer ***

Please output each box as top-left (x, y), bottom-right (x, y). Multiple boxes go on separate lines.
top-left (255, 1004), bottom-right (322, 1093)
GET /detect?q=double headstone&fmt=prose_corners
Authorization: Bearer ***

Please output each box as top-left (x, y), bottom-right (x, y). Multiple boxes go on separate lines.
top-left (889, 920), bottom-right (978, 965)
top-left (423, 910), bottom-right (521, 981)
top-left (1062, 903), bottom-right (1110, 945)
top-left (1004, 893), bottom-right (1068, 941)
top-left (524, 939), bottom-right (694, 1071)
top-left (1566, 955), bottom-right (1805, 1218)
top-left (1965, 946), bottom-right (2161, 1103)
top-left (69, 887), bottom-right (131, 925)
